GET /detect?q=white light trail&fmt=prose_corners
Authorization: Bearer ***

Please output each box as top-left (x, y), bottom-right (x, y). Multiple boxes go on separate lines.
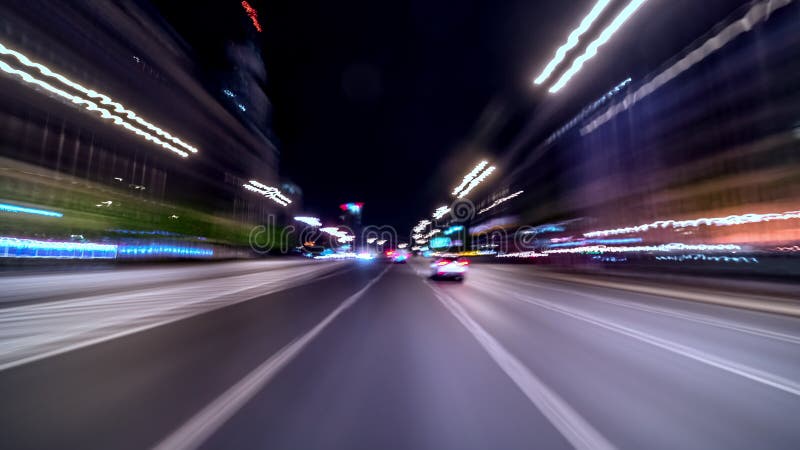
top-left (424, 229), bottom-right (441, 239)
top-left (244, 181), bottom-right (291, 206)
top-left (584, 210), bottom-right (800, 238)
top-left (545, 243), bottom-right (741, 255)
top-left (0, 59), bottom-right (190, 158)
top-left (580, 0), bottom-right (794, 134)
top-left (397, 243), bottom-right (408, 249)
top-left (413, 220), bottom-right (431, 234)
top-left (457, 166), bottom-right (496, 198)
top-left (294, 217), bottom-right (321, 227)
top-left (549, 0), bottom-right (649, 93)
top-left (432, 206), bottom-right (451, 220)
top-left (320, 227), bottom-right (354, 243)
top-left (452, 161), bottom-right (489, 196)
top-left (497, 251), bottom-right (548, 258)
top-left (0, 42), bottom-right (198, 154)
top-left (366, 237), bottom-right (378, 244)
top-left (376, 239), bottom-right (388, 246)
top-left (534, 0), bottom-right (613, 85)
top-left (479, 190), bottom-right (524, 214)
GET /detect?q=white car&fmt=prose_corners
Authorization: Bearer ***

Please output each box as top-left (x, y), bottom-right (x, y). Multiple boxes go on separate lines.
top-left (430, 257), bottom-right (469, 281)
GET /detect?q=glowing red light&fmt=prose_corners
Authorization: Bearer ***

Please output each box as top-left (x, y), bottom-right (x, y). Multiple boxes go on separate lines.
top-left (241, 1), bottom-right (263, 32)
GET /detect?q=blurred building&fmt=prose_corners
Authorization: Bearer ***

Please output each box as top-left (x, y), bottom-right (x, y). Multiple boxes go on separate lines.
top-left (0, 1), bottom-right (286, 245)
top-left (473, 1), bottom-right (800, 253)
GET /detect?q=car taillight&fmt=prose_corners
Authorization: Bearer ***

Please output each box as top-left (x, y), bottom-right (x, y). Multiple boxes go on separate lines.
top-left (457, 260), bottom-right (469, 266)
top-left (437, 260), bottom-right (449, 266)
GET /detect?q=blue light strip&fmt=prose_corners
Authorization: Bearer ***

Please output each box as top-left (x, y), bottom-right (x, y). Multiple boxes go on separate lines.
top-left (118, 245), bottom-right (213, 258)
top-left (0, 202), bottom-right (63, 218)
top-left (0, 237), bottom-right (117, 259)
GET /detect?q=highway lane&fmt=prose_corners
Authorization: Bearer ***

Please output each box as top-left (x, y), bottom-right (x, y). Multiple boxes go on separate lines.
top-left (1, 258), bottom-right (799, 449)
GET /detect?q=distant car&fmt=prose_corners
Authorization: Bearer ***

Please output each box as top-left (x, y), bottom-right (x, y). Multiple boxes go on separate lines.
top-left (385, 250), bottom-right (408, 263)
top-left (430, 257), bottom-right (469, 280)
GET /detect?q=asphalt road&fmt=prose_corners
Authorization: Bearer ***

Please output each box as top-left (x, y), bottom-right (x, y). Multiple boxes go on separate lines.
top-left (1, 258), bottom-right (799, 449)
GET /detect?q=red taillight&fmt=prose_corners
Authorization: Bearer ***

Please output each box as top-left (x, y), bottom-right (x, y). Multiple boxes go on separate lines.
top-left (458, 260), bottom-right (469, 266)
top-left (386, 251), bottom-right (394, 256)
top-left (437, 260), bottom-right (449, 266)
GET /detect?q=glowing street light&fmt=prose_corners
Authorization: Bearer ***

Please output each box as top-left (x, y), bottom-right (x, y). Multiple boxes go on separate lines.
top-left (432, 205), bottom-right (451, 220)
top-left (452, 161), bottom-right (489, 196)
top-left (0, 41), bottom-right (198, 157)
top-left (549, 0), bottom-right (650, 93)
top-left (533, 0), bottom-right (612, 85)
top-left (243, 180), bottom-right (292, 206)
top-left (294, 216), bottom-right (322, 227)
top-left (457, 166), bottom-right (495, 198)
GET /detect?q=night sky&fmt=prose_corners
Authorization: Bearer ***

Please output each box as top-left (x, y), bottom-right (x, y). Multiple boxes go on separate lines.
top-left (153, 0), bottom-right (747, 232)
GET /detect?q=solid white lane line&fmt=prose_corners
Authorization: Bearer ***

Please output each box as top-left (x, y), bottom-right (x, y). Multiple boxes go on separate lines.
top-left (0, 264), bottom-right (352, 371)
top-left (427, 283), bottom-right (616, 450)
top-left (478, 271), bottom-right (800, 345)
top-left (493, 287), bottom-right (800, 397)
top-left (153, 265), bottom-right (391, 450)
top-left (498, 267), bottom-right (800, 317)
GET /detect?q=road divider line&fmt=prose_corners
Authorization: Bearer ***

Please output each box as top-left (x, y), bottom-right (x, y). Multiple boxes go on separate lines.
top-left (427, 282), bottom-right (616, 450)
top-left (478, 271), bottom-right (800, 345)
top-left (498, 288), bottom-right (800, 397)
top-left (519, 269), bottom-right (800, 317)
top-left (153, 265), bottom-right (391, 450)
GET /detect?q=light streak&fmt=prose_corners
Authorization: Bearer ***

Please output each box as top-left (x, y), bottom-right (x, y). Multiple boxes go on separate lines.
top-left (655, 254), bottom-right (758, 263)
top-left (444, 225), bottom-right (464, 235)
top-left (118, 245), bottom-right (213, 258)
top-left (413, 220), bottom-right (431, 234)
top-left (0, 237), bottom-right (117, 259)
top-left (478, 191), bottom-right (523, 214)
top-left (314, 252), bottom-right (358, 260)
top-left (244, 181), bottom-right (292, 206)
top-left (581, 0), bottom-right (794, 134)
top-left (548, 237), bottom-right (642, 248)
top-left (366, 237), bottom-right (378, 244)
top-left (544, 243), bottom-right (741, 255)
top-left (457, 166), bottom-right (496, 198)
top-left (397, 243), bottom-right (408, 249)
top-left (0, 202), bottom-right (62, 218)
top-left (584, 210), bottom-right (800, 238)
top-left (433, 206), bottom-right (451, 219)
top-left (320, 227), bottom-right (354, 243)
top-left (452, 161), bottom-right (489, 196)
top-left (294, 216), bottom-right (322, 227)
top-left (376, 239), bottom-right (387, 245)
top-left (549, 0), bottom-right (649, 93)
top-left (0, 59), bottom-right (189, 158)
top-left (0, 42), bottom-right (198, 155)
top-left (424, 229), bottom-right (441, 239)
top-left (497, 251), bottom-right (548, 258)
top-left (534, 0), bottom-right (613, 85)
top-left (241, 1), bottom-right (263, 32)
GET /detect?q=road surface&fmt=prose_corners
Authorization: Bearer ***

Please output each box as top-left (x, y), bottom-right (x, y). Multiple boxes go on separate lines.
top-left (1, 258), bottom-right (799, 449)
